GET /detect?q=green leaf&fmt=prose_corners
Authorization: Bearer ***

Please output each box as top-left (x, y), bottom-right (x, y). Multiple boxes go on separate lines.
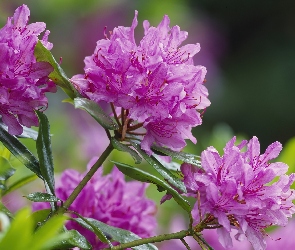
top-left (279, 136), bottom-right (295, 173)
top-left (36, 111), bottom-right (55, 195)
top-left (74, 97), bottom-right (119, 130)
top-left (24, 192), bottom-right (59, 202)
top-left (0, 156), bottom-right (15, 181)
top-left (34, 41), bottom-right (79, 99)
top-left (30, 209), bottom-right (51, 227)
top-left (0, 145), bottom-right (11, 160)
top-left (278, 137), bottom-right (295, 190)
top-left (152, 145), bottom-right (202, 168)
top-left (131, 142), bottom-right (186, 192)
top-left (112, 138), bottom-right (141, 164)
top-left (0, 201), bottom-right (13, 219)
top-left (113, 161), bottom-right (191, 213)
top-left (74, 218), bottom-right (158, 250)
top-left (2, 174), bottom-right (38, 196)
top-left (0, 208), bottom-right (68, 250)
top-left (0, 208), bottom-right (33, 249)
top-left (62, 98), bottom-right (74, 104)
top-left (49, 229), bottom-right (92, 250)
top-left (32, 214), bottom-right (68, 250)
top-left (73, 213), bottom-right (112, 246)
top-left (0, 125), bottom-right (42, 178)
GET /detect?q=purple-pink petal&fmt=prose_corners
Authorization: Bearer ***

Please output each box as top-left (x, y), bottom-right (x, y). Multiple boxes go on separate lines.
top-left (181, 136), bottom-right (295, 250)
top-left (33, 162), bottom-right (157, 248)
top-left (0, 5), bottom-right (55, 135)
top-left (71, 11), bottom-right (210, 153)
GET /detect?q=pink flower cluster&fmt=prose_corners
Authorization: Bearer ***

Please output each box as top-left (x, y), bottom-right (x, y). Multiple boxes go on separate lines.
top-left (71, 11), bottom-right (210, 154)
top-left (181, 136), bottom-right (295, 250)
top-left (33, 158), bottom-right (157, 249)
top-left (0, 5), bottom-right (56, 135)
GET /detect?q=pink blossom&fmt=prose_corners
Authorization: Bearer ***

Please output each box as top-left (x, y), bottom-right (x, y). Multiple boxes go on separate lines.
top-left (181, 136), bottom-right (295, 250)
top-left (71, 11), bottom-right (210, 154)
top-left (0, 5), bottom-right (56, 135)
top-left (33, 158), bottom-right (157, 249)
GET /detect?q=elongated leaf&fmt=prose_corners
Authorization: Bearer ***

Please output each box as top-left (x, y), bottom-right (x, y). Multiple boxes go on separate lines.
top-left (0, 201), bottom-right (13, 218)
top-left (0, 208), bottom-right (67, 250)
top-left (0, 184), bottom-right (6, 190)
top-left (0, 126), bottom-right (42, 178)
top-left (25, 192), bottom-right (59, 202)
top-left (112, 138), bottom-right (141, 164)
top-left (0, 156), bottom-right (15, 181)
top-left (36, 111), bottom-right (55, 195)
top-left (50, 229), bottom-right (91, 250)
top-left (34, 41), bottom-right (79, 99)
top-left (74, 218), bottom-right (158, 250)
top-left (74, 98), bottom-right (119, 130)
top-left (131, 142), bottom-right (185, 192)
top-left (0, 208), bottom-right (34, 250)
top-left (30, 209), bottom-right (51, 227)
top-left (152, 145), bottom-right (202, 168)
top-left (113, 161), bottom-right (191, 213)
top-left (31, 213), bottom-right (68, 250)
top-left (2, 174), bottom-right (38, 196)
top-left (0, 145), bottom-right (11, 159)
top-left (73, 213), bottom-right (112, 246)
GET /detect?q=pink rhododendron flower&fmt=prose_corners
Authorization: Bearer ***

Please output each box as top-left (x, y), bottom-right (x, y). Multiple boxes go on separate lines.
top-left (181, 136), bottom-right (295, 250)
top-left (0, 5), bottom-right (56, 135)
top-left (71, 11), bottom-right (210, 154)
top-left (33, 158), bottom-right (157, 249)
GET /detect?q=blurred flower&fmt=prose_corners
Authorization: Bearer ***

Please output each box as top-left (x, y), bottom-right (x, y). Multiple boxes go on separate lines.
top-left (71, 11), bottom-right (210, 154)
top-left (1, 190), bottom-right (29, 214)
top-left (181, 136), bottom-right (295, 250)
top-left (0, 5), bottom-right (56, 135)
top-left (33, 158), bottom-right (157, 249)
top-left (265, 219), bottom-right (295, 249)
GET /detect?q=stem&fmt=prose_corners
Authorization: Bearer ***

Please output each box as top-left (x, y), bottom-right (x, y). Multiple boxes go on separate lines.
top-left (63, 143), bottom-right (114, 209)
top-left (110, 103), bottom-right (121, 127)
top-left (127, 122), bottom-right (144, 131)
top-left (180, 238), bottom-right (191, 250)
top-left (127, 131), bottom-right (146, 136)
top-left (105, 129), bottom-right (112, 141)
top-left (192, 233), bottom-right (213, 250)
top-left (120, 107), bottom-right (125, 126)
top-left (121, 117), bottom-right (129, 140)
top-left (103, 230), bottom-right (190, 250)
top-left (192, 234), bottom-right (206, 250)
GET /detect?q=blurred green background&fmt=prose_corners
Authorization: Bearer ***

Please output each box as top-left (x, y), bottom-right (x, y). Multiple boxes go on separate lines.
top-left (1, 0), bottom-right (295, 244)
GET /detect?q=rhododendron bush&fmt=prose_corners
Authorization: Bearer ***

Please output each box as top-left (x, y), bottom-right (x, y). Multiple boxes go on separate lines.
top-left (0, 5), bottom-right (294, 250)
